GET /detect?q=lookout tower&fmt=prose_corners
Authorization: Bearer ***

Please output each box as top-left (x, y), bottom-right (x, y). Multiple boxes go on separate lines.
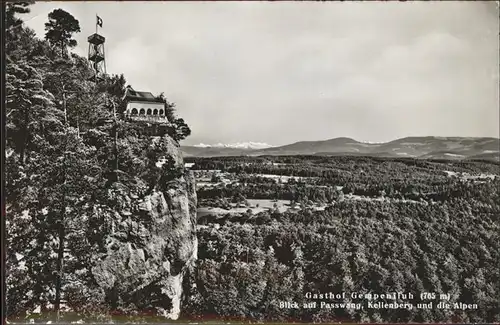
top-left (88, 15), bottom-right (106, 83)
top-left (123, 86), bottom-right (171, 136)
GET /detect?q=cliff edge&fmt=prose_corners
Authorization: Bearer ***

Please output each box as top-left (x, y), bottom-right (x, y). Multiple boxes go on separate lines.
top-left (91, 135), bottom-right (197, 320)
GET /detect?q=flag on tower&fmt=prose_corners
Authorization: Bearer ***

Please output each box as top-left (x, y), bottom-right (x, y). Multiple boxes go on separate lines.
top-left (97, 15), bottom-right (103, 28)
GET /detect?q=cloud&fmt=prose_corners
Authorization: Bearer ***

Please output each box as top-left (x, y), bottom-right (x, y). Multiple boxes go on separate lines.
top-left (24, 1), bottom-right (499, 145)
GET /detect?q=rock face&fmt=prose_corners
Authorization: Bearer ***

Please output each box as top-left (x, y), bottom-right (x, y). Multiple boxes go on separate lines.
top-left (91, 135), bottom-right (197, 320)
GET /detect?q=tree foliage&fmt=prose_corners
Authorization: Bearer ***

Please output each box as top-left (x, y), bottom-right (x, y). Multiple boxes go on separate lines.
top-left (6, 5), bottom-right (191, 322)
top-left (189, 155), bottom-right (500, 323)
top-left (5, 1), bottom-right (33, 31)
top-left (44, 9), bottom-right (81, 55)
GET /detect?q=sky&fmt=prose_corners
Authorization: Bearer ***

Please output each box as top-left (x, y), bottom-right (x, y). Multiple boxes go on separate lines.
top-left (24, 1), bottom-right (499, 146)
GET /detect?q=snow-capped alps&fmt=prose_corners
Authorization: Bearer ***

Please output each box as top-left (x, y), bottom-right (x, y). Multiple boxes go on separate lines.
top-left (193, 142), bottom-right (273, 149)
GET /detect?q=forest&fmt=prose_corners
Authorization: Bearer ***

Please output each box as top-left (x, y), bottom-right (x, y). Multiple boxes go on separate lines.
top-left (5, 2), bottom-right (500, 323)
top-left (190, 156), bottom-right (499, 206)
top-left (185, 155), bottom-right (499, 323)
top-left (5, 3), bottom-right (191, 322)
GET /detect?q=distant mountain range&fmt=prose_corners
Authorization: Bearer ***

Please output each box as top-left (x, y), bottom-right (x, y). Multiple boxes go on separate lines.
top-left (181, 136), bottom-right (500, 161)
top-left (193, 142), bottom-right (272, 149)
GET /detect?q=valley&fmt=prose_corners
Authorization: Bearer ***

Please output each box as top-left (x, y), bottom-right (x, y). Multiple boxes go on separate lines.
top-left (183, 154), bottom-right (500, 323)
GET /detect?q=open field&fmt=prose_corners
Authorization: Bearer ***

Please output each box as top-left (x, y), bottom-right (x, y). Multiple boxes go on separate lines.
top-left (192, 156), bottom-right (498, 220)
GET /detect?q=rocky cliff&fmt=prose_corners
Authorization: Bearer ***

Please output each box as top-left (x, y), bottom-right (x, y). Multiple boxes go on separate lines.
top-left (90, 135), bottom-right (197, 320)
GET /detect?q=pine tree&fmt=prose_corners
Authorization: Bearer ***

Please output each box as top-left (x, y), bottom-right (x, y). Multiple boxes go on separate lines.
top-left (5, 60), bottom-right (60, 165)
top-left (5, 1), bottom-right (33, 31)
top-left (5, 5), bottom-right (193, 321)
top-left (44, 9), bottom-right (81, 57)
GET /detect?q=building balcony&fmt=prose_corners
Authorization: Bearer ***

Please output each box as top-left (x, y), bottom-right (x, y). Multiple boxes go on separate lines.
top-left (126, 114), bottom-right (170, 124)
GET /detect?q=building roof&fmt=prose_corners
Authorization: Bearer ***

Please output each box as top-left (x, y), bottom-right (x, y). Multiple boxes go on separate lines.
top-left (123, 87), bottom-right (165, 103)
